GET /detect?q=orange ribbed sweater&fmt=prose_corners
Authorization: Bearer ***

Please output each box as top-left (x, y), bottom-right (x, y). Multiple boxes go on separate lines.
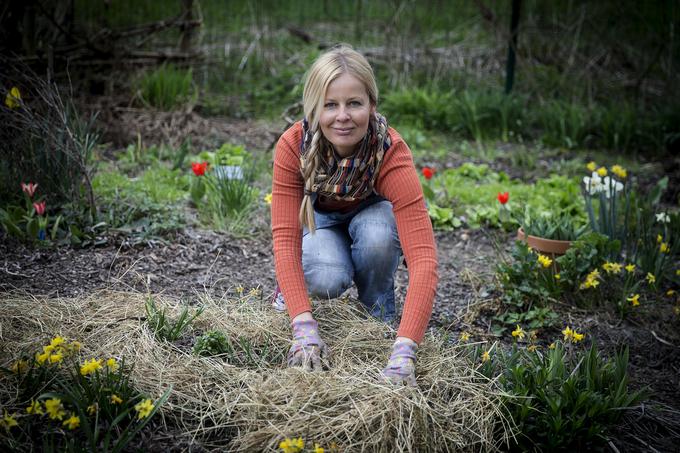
top-left (271, 121), bottom-right (438, 343)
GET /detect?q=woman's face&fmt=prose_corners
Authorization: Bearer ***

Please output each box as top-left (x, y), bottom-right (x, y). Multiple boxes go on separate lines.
top-left (319, 73), bottom-right (375, 158)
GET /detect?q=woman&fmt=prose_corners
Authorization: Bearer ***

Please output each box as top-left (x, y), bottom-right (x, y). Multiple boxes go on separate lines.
top-left (270, 45), bottom-right (438, 386)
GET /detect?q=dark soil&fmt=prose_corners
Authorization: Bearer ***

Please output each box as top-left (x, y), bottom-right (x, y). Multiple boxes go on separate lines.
top-left (1, 112), bottom-right (679, 452)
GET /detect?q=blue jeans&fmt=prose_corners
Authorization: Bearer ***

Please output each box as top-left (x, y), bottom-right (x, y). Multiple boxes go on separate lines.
top-left (302, 196), bottom-right (402, 322)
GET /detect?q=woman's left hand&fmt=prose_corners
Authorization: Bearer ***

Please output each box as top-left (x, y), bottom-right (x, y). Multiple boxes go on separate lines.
top-left (381, 338), bottom-right (417, 386)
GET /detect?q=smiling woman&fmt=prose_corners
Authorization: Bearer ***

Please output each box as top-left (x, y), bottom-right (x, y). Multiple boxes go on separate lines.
top-left (269, 44), bottom-right (438, 387)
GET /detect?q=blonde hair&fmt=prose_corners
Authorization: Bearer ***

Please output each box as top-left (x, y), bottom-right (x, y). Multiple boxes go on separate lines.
top-left (299, 45), bottom-right (378, 233)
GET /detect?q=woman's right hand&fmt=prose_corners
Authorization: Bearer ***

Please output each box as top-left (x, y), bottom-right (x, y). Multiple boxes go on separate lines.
top-left (287, 314), bottom-right (329, 371)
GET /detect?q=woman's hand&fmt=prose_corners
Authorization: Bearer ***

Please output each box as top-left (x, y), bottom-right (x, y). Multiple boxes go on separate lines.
top-left (287, 315), bottom-right (329, 371)
top-left (381, 337), bottom-right (418, 386)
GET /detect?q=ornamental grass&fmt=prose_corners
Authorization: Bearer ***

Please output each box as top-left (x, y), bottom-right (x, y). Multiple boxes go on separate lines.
top-left (0, 290), bottom-right (508, 452)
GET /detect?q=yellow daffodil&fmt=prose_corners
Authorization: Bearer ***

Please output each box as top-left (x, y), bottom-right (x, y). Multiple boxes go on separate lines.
top-left (627, 294), bottom-right (640, 307)
top-left (45, 398), bottom-right (66, 420)
top-left (43, 344), bottom-right (55, 354)
top-left (602, 262), bottom-right (622, 274)
top-left (134, 399), bottom-right (154, 419)
top-left (562, 326), bottom-right (573, 341)
top-left (529, 331), bottom-right (538, 342)
top-left (675, 306), bottom-right (680, 315)
top-left (63, 414), bottom-right (80, 430)
top-left (646, 272), bottom-right (656, 285)
top-left (586, 161), bottom-right (597, 172)
top-left (554, 273), bottom-right (561, 280)
top-left (0, 411), bottom-right (18, 432)
top-left (625, 263), bottom-right (635, 273)
top-left (87, 404), bottom-right (98, 415)
top-left (49, 352), bottom-right (63, 364)
top-left (36, 351), bottom-right (50, 365)
top-left (676, 269), bottom-right (680, 276)
top-left (459, 331), bottom-right (470, 342)
top-left (596, 167), bottom-right (607, 177)
top-left (527, 344), bottom-right (538, 352)
top-left (279, 437), bottom-right (305, 453)
top-left (106, 358), bottom-right (119, 372)
top-left (69, 341), bottom-right (82, 352)
top-left (572, 331), bottom-right (585, 342)
top-left (248, 288), bottom-right (262, 297)
top-left (548, 342), bottom-right (556, 349)
top-left (4, 86), bottom-right (21, 109)
top-left (264, 193), bottom-right (272, 204)
top-left (235, 285), bottom-right (244, 295)
top-left (481, 350), bottom-right (491, 362)
top-left (26, 400), bottom-right (43, 415)
top-left (657, 234), bottom-right (663, 244)
top-left (314, 443), bottom-right (324, 453)
top-left (11, 359), bottom-right (28, 374)
top-left (660, 242), bottom-right (670, 253)
top-left (50, 336), bottom-right (65, 347)
top-left (511, 325), bottom-right (525, 340)
top-left (611, 164), bottom-right (627, 179)
top-left (80, 358), bottom-right (103, 376)
top-left (667, 290), bottom-right (676, 297)
top-left (111, 394), bottom-right (123, 404)
top-left (537, 254), bottom-right (552, 268)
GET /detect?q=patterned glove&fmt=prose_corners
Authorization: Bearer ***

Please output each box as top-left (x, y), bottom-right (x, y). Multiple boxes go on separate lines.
top-left (287, 318), bottom-right (329, 371)
top-left (381, 339), bottom-right (418, 386)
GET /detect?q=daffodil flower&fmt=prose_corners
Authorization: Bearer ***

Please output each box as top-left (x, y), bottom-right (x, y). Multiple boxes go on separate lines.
top-left (646, 273), bottom-right (656, 285)
top-left (656, 212), bottom-right (670, 224)
top-left (134, 399), bottom-right (154, 419)
top-left (611, 164), bottom-right (627, 179)
top-left (601, 176), bottom-right (623, 199)
top-left (481, 350), bottom-right (490, 362)
top-left (583, 172), bottom-right (604, 195)
top-left (627, 294), bottom-right (640, 306)
top-left (4, 86), bottom-right (21, 109)
top-left (459, 331), bottom-right (470, 342)
top-left (511, 325), bottom-right (525, 340)
top-left (586, 161), bottom-right (597, 172)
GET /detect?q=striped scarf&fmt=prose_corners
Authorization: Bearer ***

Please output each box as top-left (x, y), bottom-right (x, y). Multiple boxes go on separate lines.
top-left (299, 113), bottom-right (391, 201)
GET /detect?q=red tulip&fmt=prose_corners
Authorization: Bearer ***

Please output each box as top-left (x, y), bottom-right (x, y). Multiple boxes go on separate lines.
top-left (21, 182), bottom-right (38, 198)
top-left (422, 167), bottom-right (435, 180)
top-left (191, 161), bottom-right (209, 176)
top-left (497, 191), bottom-right (509, 204)
top-left (33, 200), bottom-right (46, 216)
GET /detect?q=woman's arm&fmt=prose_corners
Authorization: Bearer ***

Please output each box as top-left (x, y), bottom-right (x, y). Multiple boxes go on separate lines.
top-left (375, 129), bottom-right (439, 344)
top-left (271, 122), bottom-right (314, 320)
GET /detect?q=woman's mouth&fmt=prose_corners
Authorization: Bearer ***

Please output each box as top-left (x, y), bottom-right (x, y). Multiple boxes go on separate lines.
top-left (334, 128), bottom-right (354, 136)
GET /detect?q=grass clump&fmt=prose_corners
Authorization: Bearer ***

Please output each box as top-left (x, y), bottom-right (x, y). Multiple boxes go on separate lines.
top-left (136, 64), bottom-right (196, 111)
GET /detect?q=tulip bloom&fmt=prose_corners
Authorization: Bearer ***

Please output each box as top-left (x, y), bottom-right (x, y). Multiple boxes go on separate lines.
top-left (191, 161), bottom-right (209, 176)
top-left (497, 191), bottom-right (509, 204)
top-left (21, 182), bottom-right (38, 198)
top-left (422, 167), bottom-right (435, 180)
top-left (33, 201), bottom-right (46, 216)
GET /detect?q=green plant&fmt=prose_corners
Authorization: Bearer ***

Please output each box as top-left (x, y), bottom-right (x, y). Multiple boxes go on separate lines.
top-left (582, 164), bottom-right (630, 256)
top-left (427, 203), bottom-right (461, 230)
top-left (0, 336), bottom-right (170, 452)
top-left (521, 207), bottom-right (588, 241)
top-left (145, 297), bottom-right (204, 342)
top-left (136, 63), bottom-right (195, 110)
top-left (193, 330), bottom-right (286, 368)
top-left (485, 342), bottom-right (645, 451)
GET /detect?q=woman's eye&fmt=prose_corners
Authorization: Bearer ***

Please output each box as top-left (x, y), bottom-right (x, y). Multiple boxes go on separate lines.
top-left (324, 102), bottom-right (336, 108)
top-left (350, 100), bottom-right (361, 106)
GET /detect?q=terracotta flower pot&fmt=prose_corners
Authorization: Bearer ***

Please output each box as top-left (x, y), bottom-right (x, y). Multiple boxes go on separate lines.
top-left (517, 227), bottom-right (572, 257)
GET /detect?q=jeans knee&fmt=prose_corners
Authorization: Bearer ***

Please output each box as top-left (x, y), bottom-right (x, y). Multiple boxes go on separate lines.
top-left (304, 264), bottom-right (353, 299)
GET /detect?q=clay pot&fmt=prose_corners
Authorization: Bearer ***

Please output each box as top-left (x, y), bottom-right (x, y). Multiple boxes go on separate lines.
top-left (517, 227), bottom-right (572, 257)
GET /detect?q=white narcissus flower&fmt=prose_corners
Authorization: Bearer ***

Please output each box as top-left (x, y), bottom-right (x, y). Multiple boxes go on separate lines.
top-left (656, 212), bottom-right (670, 223)
top-left (583, 172), bottom-right (604, 195)
top-left (602, 176), bottom-right (624, 199)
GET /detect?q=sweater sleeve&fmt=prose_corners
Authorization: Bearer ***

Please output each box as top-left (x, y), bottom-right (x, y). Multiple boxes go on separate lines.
top-left (376, 129), bottom-right (439, 343)
top-left (271, 122), bottom-right (312, 320)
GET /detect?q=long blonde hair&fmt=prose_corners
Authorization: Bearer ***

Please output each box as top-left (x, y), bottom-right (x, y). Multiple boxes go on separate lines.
top-left (299, 45), bottom-right (379, 233)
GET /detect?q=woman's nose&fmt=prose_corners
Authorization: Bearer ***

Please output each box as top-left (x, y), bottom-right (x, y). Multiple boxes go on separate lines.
top-left (336, 108), bottom-right (350, 121)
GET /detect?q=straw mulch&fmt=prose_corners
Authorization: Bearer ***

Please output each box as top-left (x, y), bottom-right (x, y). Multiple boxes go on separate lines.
top-left (0, 290), bottom-right (509, 452)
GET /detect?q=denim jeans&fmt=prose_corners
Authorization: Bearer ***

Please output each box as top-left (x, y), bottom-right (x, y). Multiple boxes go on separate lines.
top-left (302, 195), bottom-right (402, 322)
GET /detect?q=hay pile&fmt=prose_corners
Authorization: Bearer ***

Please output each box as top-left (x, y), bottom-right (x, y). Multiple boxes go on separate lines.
top-left (0, 290), bottom-right (508, 452)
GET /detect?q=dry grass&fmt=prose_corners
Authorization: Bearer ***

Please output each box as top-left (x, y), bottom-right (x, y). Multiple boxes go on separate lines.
top-left (0, 290), bottom-right (509, 452)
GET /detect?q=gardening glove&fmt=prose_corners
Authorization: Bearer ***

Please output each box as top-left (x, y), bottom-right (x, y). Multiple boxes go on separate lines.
top-left (380, 339), bottom-right (418, 387)
top-left (287, 318), bottom-right (329, 372)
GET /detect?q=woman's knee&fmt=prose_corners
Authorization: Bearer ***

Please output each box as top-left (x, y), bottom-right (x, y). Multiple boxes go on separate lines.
top-left (304, 263), bottom-right (353, 298)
